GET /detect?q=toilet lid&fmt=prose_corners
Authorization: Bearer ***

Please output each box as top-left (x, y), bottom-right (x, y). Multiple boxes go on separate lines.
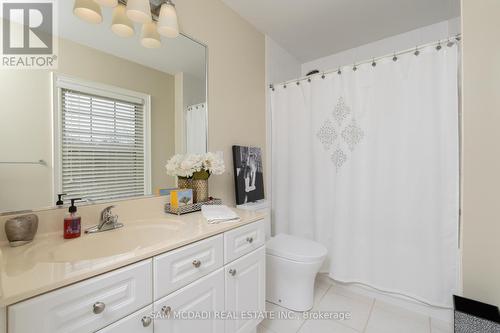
top-left (266, 234), bottom-right (327, 263)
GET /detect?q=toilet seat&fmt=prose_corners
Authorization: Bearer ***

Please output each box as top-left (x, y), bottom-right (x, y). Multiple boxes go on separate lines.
top-left (266, 234), bottom-right (327, 263)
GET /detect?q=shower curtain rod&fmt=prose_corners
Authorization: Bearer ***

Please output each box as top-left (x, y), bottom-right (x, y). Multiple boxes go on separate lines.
top-left (269, 33), bottom-right (462, 89)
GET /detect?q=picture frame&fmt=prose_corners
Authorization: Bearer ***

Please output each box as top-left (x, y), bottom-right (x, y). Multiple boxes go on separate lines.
top-left (232, 145), bottom-right (265, 205)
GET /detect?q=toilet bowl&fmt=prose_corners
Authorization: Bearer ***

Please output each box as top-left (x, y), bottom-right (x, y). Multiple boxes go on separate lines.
top-left (265, 234), bottom-right (327, 312)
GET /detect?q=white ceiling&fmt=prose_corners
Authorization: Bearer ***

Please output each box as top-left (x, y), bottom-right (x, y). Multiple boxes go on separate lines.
top-left (221, 0), bottom-right (460, 62)
top-left (58, 2), bottom-right (206, 79)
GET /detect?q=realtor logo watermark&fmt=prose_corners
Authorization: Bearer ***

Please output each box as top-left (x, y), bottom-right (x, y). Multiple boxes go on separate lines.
top-left (1, 0), bottom-right (58, 69)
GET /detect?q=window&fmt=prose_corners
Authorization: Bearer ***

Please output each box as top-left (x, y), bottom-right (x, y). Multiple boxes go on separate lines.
top-left (54, 75), bottom-right (151, 203)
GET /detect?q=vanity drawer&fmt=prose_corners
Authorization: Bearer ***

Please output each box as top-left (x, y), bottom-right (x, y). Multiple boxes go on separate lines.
top-left (8, 260), bottom-right (152, 333)
top-left (97, 305), bottom-right (154, 333)
top-left (224, 220), bottom-right (266, 264)
top-left (154, 234), bottom-right (223, 300)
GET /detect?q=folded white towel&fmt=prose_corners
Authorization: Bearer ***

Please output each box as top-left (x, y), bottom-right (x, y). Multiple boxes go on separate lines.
top-left (201, 205), bottom-right (240, 224)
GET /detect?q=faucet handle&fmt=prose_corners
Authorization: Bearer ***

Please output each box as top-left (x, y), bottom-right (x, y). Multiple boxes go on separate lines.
top-left (100, 206), bottom-right (116, 222)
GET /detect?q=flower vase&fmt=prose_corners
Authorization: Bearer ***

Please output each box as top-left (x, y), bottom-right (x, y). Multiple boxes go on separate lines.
top-left (177, 177), bottom-right (192, 189)
top-left (192, 170), bottom-right (210, 203)
top-left (192, 179), bottom-right (209, 203)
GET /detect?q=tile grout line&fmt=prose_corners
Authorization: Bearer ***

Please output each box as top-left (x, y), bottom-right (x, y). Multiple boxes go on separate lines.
top-left (361, 298), bottom-right (376, 333)
top-left (428, 317), bottom-right (432, 333)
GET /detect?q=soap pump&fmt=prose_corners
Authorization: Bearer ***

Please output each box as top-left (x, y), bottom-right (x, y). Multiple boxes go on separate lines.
top-left (56, 193), bottom-right (66, 207)
top-left (64, 198), bottom-right (82, 239)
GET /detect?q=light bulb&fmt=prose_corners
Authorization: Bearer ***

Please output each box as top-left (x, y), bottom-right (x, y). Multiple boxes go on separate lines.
top-left (126, 0), bottom-right (152, 24)
top-left (95, 0), bottom-right (117, 7)
top-left (73, 0), bottom-right (103, 24)
top-left (141, 22), bottom-right (161, 48)
top-left (157, 1), bottom-right (179, 38)
top-left (111, 4), bottom-right (135, 38)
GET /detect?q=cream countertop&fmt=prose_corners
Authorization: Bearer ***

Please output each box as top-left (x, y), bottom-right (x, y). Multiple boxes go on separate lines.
top-left (0, 208), bottom-right (265, 307)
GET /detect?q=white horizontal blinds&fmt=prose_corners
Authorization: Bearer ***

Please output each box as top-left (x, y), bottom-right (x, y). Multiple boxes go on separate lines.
top-left (61, 89), bottom-right (146, 202)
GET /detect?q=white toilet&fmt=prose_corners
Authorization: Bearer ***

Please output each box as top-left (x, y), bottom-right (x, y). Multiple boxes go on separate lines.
top-left (237, 201), bottom-right (328, 312)
top-left (265, 234), bottom-right (327, 311)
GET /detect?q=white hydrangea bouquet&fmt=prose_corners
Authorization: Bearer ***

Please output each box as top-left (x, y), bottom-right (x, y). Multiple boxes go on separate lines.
top-left (166, 153), bottom-right (225, 203)
top-left (165, 152), bottom-right (225, 180)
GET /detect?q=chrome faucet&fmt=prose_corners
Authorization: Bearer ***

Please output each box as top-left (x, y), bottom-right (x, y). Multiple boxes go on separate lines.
top-left (85, 206), bottom-right (124, 234)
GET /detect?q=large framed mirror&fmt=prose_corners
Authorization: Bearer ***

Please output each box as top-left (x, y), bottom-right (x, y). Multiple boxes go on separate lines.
top-left (0, 1), bottom-right (207, 214)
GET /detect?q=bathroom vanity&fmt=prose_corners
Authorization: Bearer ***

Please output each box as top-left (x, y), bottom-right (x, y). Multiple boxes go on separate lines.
top-left (0, 209), bottom-right (266, 333)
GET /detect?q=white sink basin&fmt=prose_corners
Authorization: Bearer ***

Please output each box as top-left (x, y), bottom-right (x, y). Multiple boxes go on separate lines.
top-left (22, 223), bottom-right (179, 262)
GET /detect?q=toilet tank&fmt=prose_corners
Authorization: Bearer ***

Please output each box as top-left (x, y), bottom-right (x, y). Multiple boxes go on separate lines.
top-left (236, 200), bottom-right (271, 239)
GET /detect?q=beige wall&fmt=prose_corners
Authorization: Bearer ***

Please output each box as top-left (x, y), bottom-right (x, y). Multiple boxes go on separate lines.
top-left (0, 38), bottom-right (176, 212)
top-left (176, 0), bottom-right (266, 205)
top-left (461, 0), bottom-right (500, 306)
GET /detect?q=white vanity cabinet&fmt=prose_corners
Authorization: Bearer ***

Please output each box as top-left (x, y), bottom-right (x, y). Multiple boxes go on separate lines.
top-left (7, 219), bottom-right (266, 333)
top-left (225, 247), bottom-right (266, 333)
top-left (8, 260), bottom-right (153, 333)
top-left (154, 234), bottom-right (224, 299)
top-left (97, 306), bottom-right (154, 333)
top-left (153, 268), bottom-right (225, 333)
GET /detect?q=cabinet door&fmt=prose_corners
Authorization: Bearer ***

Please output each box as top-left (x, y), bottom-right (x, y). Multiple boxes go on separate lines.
top-left (225, 247), bottom-right (266, 333)
top-left (97, 305), bottom-right (153, 333)
top-left (154, 268), bottom-right (225, 333)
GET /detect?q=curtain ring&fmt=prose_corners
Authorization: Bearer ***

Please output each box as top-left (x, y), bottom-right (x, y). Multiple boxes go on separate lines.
top-left (371, 59), bottom-right (376, 67)
top-left (414, 47), bottom-right (420, 56)
top-left (321, 73), bottom-right (326, 79)
top-left (392, 53), bottom-right (398, 62)
top-left (353, 64), bottom-right (357, 71)
top-left (447, 38), bottom-right (454, 47)
top-left (296, 81), bottom-right (300, 86)
top-left (436, 42), bottom-right (442, 51)
top-left (337, 68), bottom-right (342, 75)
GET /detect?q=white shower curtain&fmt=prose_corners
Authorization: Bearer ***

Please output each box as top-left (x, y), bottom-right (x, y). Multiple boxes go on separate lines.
top-left (271, 45), bottom-right (459, 307)
top-left (186, 103), bottom-right (207, 154)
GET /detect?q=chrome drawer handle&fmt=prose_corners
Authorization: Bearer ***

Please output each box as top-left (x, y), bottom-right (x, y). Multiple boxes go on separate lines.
top-left (192, 259), bottom-right (201, 268)
top-left (229, 269), bottom-right (237, 277)
top-left (162, 306), bottom-right (172, 316)
top-left (246, 237), bottom-right (254, 244)
top-left (141, 316), bottom-right (152, 327)
top-left (93, 302), bottom-right (105, 314)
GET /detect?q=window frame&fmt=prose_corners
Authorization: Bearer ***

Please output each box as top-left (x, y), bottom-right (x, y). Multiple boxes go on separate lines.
top-left (52, 73), bottom-right (152, 203)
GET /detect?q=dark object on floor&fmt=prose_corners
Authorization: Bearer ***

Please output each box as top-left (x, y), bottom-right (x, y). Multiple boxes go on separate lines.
top-left (454, 295), bottom-right (500, 333)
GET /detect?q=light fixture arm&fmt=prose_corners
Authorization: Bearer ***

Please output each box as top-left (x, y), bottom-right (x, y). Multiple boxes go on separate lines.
top-left (117, 0), bottom-right (174, 21)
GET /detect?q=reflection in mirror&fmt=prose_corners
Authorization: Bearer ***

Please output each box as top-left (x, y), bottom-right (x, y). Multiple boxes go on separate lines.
top-left (0, 2), bottom-right (207, 213)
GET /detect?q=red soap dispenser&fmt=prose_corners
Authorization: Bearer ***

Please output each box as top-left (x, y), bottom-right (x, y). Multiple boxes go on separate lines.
top-left (64, 198), bottom-right (82, 239)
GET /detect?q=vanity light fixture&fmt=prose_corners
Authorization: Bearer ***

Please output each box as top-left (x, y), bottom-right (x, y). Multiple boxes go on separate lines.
top-left (73, 0), bottom-right (181, 48)
top-left (141, 22), bottom-right (161, 48)
top-left (126, 0), bottom-right (152, 23)
top-left (95, 0), bottom-right (118, 7)
top-left (111, 4), bottom-right (135, 37)
top-left (157, 0), bottom-right (179, 38)
top-left (73, 0), bottom-right (103, 24)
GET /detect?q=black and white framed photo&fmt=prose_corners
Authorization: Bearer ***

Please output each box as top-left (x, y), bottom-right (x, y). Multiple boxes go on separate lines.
top-left (232, 145), bottom-right (265, 205)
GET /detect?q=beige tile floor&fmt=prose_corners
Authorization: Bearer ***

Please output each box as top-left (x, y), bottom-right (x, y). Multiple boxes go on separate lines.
top-left (258, 275), bottom-right (453, 333)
